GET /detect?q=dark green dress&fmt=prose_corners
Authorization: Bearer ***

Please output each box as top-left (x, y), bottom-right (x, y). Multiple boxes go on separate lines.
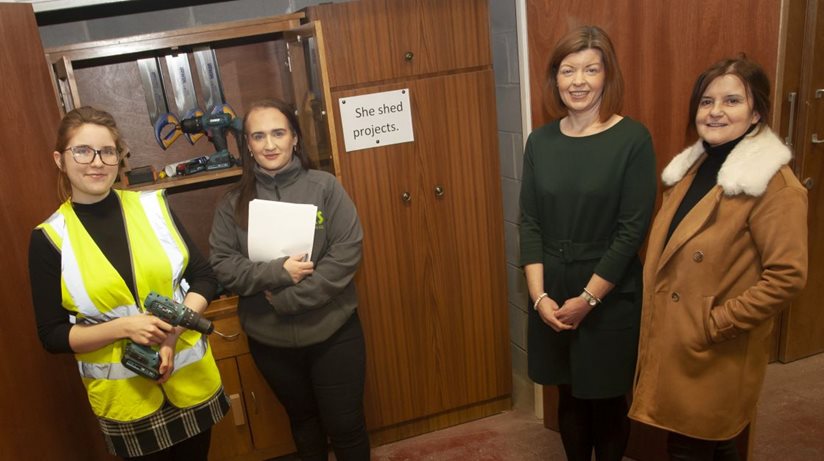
top-left (519, 117), bottom-right (657, 399)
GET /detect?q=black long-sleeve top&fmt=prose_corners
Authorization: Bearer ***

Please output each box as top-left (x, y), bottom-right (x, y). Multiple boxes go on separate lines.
top-left (28, 191), bottom-right (217, 353)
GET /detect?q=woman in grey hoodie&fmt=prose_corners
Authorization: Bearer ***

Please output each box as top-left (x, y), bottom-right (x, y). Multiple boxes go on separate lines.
top-left (209, 98), bottom-right (369, 461)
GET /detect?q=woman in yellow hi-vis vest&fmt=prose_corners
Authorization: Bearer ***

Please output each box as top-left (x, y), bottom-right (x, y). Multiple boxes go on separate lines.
top-left (28, 106), bottom-right (229, 460)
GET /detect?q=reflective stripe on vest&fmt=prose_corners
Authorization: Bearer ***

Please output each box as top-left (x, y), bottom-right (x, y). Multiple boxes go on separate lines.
top-left (79, 334), bottom-right (208, 379)
top-left (37, 190), bottom-right (221, 422)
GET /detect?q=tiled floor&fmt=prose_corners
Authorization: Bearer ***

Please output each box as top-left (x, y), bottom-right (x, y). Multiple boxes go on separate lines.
top-left (276, 352), bottom-right (824, 460)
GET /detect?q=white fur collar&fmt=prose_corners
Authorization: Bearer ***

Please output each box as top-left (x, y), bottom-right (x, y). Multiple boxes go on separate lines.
top-left (661, 129), bottom-right (791, 197)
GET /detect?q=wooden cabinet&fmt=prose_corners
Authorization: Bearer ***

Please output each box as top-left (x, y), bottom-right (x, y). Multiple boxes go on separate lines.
top-left (207, 299), bottom-right (297, 461)
top-left (306, 0), bottom-right (511, 443)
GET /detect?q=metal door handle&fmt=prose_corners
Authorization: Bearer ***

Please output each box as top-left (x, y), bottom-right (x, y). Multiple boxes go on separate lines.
top-left (785, 92), bottom-right (797, 147)
top-left (813, 90), bottom-right (824, 144)
top-left (434, 185), bottom-right (445, 198)
top-left (401, 192), bottom-right (412, 203)
top-left (803, 178), bottom-right (814, 190)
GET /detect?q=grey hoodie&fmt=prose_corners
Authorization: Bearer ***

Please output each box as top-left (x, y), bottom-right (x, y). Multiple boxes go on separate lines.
top-left (209, 157), bottom-right (363, 347)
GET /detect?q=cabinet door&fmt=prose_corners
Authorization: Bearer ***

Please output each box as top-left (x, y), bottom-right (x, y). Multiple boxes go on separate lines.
top-left (413, 70), bottom-right (511, 409)
top-left (332, 81), bottom-right (429, 426)
top-left (307, 0), bottom-right (492, 88)
top-left (210, 358), bottom-right (253, 460)
top-left (237, 354), bottom-right (296, 456)
top-left (331, 70), bottom-right (510, 428)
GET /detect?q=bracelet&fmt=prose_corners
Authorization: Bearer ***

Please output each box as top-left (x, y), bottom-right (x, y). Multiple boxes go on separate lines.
top-left (533, 292), bottom-right (548, 310)
top-left (582, 288), bottom-right (602, 305)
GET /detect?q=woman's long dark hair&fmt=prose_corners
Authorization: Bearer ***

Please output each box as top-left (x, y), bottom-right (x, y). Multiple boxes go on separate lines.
top-left (232, 99), bottom-right (311, 229)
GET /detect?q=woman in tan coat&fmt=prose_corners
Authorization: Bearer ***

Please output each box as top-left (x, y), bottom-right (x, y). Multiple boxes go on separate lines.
top-left (628, 56), bottom-right (808, 460)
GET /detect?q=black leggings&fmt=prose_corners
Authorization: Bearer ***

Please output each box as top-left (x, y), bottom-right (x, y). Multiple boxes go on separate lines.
top-left (248, 312), bottom-right (370, 461)
top-left (667, 431), bottom-right (740, 461)
top-left (557, 385), bottom-right (630, 461)
top-left (124, 429), bottom-right (211, 460)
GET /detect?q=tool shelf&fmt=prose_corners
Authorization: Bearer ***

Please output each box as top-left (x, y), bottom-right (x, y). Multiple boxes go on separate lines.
top-left (44, 12), bottom-right (337, 193)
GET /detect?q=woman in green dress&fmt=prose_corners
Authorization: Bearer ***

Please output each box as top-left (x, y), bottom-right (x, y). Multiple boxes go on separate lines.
top-left (519, 25), bottom-right (657, 461)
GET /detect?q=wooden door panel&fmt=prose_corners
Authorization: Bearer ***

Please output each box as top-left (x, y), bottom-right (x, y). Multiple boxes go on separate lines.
top-left (0, 4), bottom-right (114, 460)
top-left (307, 0), bottom-right (491, 88)
top-left (781, 0), bottom-right (824, 360)
top-left (209, 359), bottom-right (254, 460)
top-left (236, 354), bottom-right (296, 455)
top-left (332, 84), bottom-right (431, 426)
top-left (414, 71), bottom-right (511, 409)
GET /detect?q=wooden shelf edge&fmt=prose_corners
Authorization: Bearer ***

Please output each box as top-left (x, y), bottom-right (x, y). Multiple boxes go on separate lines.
top-left (205, 295), bottom-right (240, 320)
top-left (119, 166), bottom-right (242, 191)
top-left (45, 13), bottom-right (305, 61)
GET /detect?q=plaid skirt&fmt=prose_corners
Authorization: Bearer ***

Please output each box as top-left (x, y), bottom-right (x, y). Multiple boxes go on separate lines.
top-left (98, 387), bottom-right (230, 457)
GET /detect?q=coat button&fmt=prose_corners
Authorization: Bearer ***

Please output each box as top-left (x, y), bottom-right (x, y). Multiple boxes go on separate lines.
top-left (693, 251), bottom-right (704, 262)
top-left (671, 292), bottom-right (680, 302)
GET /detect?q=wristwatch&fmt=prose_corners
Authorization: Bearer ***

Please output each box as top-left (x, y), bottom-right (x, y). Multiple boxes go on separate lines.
top-left (580, 289), bottom-right (601, 307)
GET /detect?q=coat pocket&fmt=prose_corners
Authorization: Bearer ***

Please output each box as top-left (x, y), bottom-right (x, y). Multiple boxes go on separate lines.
top-left (699, 295), bottom-right (715, 349)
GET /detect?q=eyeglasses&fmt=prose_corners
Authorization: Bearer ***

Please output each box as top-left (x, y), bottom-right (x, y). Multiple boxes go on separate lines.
top-left (64, 145), bottom-right (122, 166)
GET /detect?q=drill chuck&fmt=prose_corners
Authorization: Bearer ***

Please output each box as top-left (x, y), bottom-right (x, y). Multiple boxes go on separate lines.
top-left (144, 292), bottom-right (214, 335)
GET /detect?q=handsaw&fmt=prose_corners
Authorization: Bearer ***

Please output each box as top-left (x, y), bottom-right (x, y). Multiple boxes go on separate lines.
top-left (137, 57), bottom-right (182, 150)
top-left (193, 47), bottom-right (236, 118)
top-left (164, 53), bottom-right (204, 144)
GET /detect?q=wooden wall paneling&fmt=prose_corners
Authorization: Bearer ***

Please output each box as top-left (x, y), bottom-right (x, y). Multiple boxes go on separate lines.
top-left (527, 0), bottom-right (780, 172)
top-left (0, 4), bottom-right (114, 460)
top-left (527, 1), bottom-right (782, 459)
top-left (780, 0), bottom-right (824, 361)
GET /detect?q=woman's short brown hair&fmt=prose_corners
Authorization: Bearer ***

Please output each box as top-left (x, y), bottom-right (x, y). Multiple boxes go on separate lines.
top-left (54, 106), bottom-right (126, 202)
top-left (544, 25), bottom-right (624, 122)
top-left (686, 55), bottom-right (771, 139)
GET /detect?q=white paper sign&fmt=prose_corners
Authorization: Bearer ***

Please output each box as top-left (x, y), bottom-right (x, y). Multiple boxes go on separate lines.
top-left (247, 199), bottom-right (317, 262)
top-left (338, 89), bottom-right (414, 152)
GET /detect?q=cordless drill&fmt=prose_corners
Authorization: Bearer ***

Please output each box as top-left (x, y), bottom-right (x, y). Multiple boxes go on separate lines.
top-left (179, 106), bottom-right (244, 170)
top-left (121, 292), bottom-right (214, 380)
top-left (143, 291), bottom-right (213, 334)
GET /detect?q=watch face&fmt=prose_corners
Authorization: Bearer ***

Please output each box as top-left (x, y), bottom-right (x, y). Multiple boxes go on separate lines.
top-left (588, 298), bottom-right (597, 307)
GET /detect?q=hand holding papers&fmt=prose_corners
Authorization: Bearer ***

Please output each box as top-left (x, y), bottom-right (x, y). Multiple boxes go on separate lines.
top-left (248, 199), bottom-right (317, 262)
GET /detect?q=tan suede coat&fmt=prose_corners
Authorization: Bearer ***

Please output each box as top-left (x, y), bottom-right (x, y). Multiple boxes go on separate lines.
top-left (628, 129), bottom-right (808, 440)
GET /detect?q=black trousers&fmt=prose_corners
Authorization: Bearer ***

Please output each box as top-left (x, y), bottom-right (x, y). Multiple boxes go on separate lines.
top-left (667, 432), bottom-right (740, 461)
top-left (248, 312), bottom-right (370, 461)
top-left (557, 385), bottom-right (630, 461)
top-left (124, 429), bottom-right (211, 460)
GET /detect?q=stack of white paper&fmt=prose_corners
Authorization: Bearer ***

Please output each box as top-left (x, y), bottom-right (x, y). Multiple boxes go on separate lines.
top-left (247, 199), bottom-right (317, 262)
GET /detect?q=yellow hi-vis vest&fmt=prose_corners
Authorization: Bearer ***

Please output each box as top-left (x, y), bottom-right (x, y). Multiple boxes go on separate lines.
top-left (37, 189), bottom-right (221, 422)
